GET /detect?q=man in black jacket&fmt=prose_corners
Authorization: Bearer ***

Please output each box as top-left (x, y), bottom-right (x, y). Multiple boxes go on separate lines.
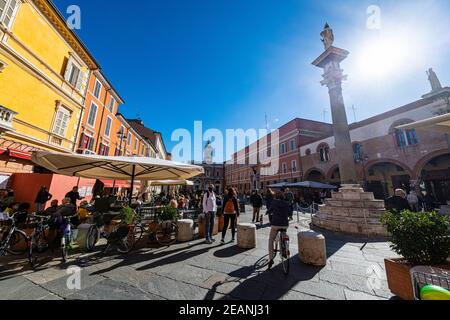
top-left (266, 192), bottom-right (290, 269)
top-left (250, 190), bottom-right (263, 223)
top-left (386, 189), bottom-right (411, 213)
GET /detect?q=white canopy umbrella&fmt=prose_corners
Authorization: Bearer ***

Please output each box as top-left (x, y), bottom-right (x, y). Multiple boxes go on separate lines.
top-left (149, 180), bottom-right (194, 186)
top-left (31, 151), bottom-right (203, 204)
top-left (396, 113), bottom-right (450, 134)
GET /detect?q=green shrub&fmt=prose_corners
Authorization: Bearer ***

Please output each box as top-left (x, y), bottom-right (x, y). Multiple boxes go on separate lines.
top-left (381, 210), bottom-right (450, 265)
top-left (158, 206), bottom-right (179, 222)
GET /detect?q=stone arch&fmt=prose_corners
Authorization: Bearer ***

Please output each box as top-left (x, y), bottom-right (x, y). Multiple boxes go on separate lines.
top-left (365, 158), bottom-right (413, 177)
top-left (365, 159), bottom-right (413, 199)
top-left (413, 149), bottom-right (450, 179)
top-left (304, 168), bottom-right (326, 182)
top-left (326, 165), bottom-right (340, 181)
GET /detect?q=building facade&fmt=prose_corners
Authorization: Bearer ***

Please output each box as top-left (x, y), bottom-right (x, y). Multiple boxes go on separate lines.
top-left (0, 0), bottom-right (97, 181)
top-left (225, 118), bottom-right (333, 194)
top-left (77, 70), bottom-right (124, 156)
top-left (191, 162), bottom-right (225, 194)
top-left (225, 72), bottom-right (450, 203)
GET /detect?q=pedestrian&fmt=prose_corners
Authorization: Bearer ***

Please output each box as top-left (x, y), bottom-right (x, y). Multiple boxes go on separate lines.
top-left (406, 190), bottom-right (419, 212)
top-left (266, 191), bottom-right (290, 270)
top-left (34, 186), bottom-right (52, 212)
top-left (265, 189), bottom-right (274, 209)
top-left (221, 188), bottom-right (240, 244)
top-left (386, 189), bottom-right (411, 213)
top-left (283, 188), bottom-right (295, 220)
top-left (44, 199), bottom-right (59, 216)
top-left (65, 186), bottom-right (83, 208)
top-left (202, 184), bottom-right (217, 244)
top-left (250, 190), bottom-right (263, 223)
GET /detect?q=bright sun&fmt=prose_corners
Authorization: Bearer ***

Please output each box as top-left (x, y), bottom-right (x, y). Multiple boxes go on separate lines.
top-left (356, 35), bottom-right (411, 79)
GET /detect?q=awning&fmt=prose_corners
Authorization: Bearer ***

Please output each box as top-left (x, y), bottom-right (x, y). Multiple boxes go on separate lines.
top-left (267, 182), bottom-right (290, 189)
top-left (31, 151), bottom-right (204, 204)
top-left (149, 180), bottom-right (194, 186)
top-left (0, 148), bottom-right (32, 160)
top-left (396, 113), bottom-right (450, 134)
top-left (287, 181), bottom-right (338, 190)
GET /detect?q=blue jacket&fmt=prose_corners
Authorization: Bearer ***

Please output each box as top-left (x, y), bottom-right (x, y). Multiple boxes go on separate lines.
top-left (267, 199), bottom-right (290, 227)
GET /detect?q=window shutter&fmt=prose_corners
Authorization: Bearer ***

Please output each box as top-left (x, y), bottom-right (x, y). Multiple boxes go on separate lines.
top-left (61, 113), bottom-right (70, 136)
top-left (64, 62), bottom-right (73, 82)
top-left (76, 70), bottom-right (83, 91)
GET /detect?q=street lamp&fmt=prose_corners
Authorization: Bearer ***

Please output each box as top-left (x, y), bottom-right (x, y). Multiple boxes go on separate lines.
top-left (116, 131), bottom-right (127, 156)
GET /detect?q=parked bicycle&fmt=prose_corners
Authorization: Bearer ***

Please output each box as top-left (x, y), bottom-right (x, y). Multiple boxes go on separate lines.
top-left (27, 214), bottom-right (51, 268)
top-left (0, 213), bottom-right (29, 257)
top-left (273, 228), bottom-right (290, 276)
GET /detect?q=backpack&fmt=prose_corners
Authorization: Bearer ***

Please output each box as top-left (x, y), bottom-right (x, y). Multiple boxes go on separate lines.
top-left (224, 198), bottom-right (235, 214)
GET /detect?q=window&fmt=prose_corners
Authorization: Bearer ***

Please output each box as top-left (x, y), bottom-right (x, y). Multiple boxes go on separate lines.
top-left (87, 103), bottom-right (97, 127)
top-left (353, 143), bottom-right (363, 162)
top-left (0, 0), bottom-right (19, 29)
top-left (134, 138), bottom-right (138, 150)
top-left (79, 134), bottom-right (95, 153)
top-left (98, 144), bottom-right (110, 156)
top-left (52, 107), bottom-right (71, 137)
top-left (319, 145), bottom-right (330, 162)
top-left (290, 140), bottom-right (296, 151)
top-left (396, 129), bottom-right (419, 147)
top-left (64, 59), bottom-right (84, 90)
top-left (93, 80), bottom-right (102, 99)
top-left (108, 97), bottom-right (115, 112)
top-left (282, 163), bottom-right (287, 174)
top-left (305, 149), bottom-right (311, 156)
top-left (127, 133), bottom-right (131, 145)
top-left (292, 160), bottom-right (297, 172)
top-left (280, 143), bottom-right (286, 154)
top-left (104, 116), bottom-right (112, 137)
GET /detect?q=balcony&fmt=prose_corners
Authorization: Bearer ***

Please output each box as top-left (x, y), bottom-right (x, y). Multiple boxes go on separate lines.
top-left (0, 105), bottom-right (17, 133)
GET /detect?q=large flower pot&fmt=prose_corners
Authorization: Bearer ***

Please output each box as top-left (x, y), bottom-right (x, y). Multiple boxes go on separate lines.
top-left (385, 258), bottom-right (450, 300)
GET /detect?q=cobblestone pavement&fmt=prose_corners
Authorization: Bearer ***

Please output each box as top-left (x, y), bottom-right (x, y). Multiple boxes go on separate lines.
top-left (0, 207), bottom-right (398, 300)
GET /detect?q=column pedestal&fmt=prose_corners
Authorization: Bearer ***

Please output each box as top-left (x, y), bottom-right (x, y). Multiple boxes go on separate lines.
top-left (312, 184), bottom-right (388, 237)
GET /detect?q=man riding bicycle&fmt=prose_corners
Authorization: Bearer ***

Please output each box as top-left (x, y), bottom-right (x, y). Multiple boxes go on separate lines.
top-left (266, 191), bottom-right (290, 270)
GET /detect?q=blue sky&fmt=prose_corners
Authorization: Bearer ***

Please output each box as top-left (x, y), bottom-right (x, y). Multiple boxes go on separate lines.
top-left (55, 0), bottom-right (450, 162)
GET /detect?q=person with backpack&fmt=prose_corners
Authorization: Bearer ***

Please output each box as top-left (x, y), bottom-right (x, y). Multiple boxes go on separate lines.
top-left (221, 188), bottom-right (240, 244)
top-left (202, 184), bottom-right (217, 244)
top-left (250, 190), bottom-right (263, 223)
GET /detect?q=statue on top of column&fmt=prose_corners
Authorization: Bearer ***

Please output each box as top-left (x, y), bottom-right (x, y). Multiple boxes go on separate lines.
top-left (320, 23), bottom-right (334, 50)
top-left (427, 68), bottom-right (443, 92)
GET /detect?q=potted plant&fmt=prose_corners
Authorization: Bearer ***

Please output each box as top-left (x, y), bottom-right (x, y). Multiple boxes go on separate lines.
top-left (381, 210), bottom-right (450, 300)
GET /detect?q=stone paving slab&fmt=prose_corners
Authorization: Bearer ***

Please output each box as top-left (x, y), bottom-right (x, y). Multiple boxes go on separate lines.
top-left (0, 206), bottom-right (396, 300)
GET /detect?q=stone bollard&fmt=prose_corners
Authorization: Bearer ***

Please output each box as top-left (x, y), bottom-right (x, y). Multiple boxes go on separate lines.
top-left (298, 230), bottom-right (327, 266)
top-left (177, 219), bottom-right (194, 242)
top-left (197, 214), bottom-right (219, 238)
top-left (237, 223), bottom-right (257, 249)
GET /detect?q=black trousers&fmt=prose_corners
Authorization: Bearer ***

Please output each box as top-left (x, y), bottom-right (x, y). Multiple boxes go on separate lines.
top-left (222, 214), bottom-right (237, 239)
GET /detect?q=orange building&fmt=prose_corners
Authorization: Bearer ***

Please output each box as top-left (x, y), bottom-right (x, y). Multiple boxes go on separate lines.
top-left (77, 70), bottom-right (124, 156)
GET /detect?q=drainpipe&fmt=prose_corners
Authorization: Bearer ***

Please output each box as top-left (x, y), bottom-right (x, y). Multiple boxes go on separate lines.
top-left (72, 70), bottom-right (92, 153)
top-left (95, 88), bottom-right (110, 154)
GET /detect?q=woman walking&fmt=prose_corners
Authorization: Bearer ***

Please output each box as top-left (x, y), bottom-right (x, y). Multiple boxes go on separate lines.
top-left (221, 188), bottom-right (240, 244)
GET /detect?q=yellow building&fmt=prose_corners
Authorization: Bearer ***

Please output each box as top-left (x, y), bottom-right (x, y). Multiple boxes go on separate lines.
top-left (0, 0), bottom-right (98, 180)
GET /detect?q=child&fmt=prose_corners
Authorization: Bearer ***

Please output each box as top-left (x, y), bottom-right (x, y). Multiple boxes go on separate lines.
top-left (77, 200), bottom-right (90, 224)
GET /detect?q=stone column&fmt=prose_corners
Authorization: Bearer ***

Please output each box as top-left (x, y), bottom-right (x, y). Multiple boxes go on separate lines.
top-left (312, 25), bottom-right (357, 185)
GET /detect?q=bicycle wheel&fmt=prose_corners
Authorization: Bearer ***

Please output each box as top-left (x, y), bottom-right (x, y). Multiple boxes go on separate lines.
top-left (61, 234), bottom-right (70, 263)
top-left (126, 224), bottom-right (144, 250)
top-left (280, 238), bottom-right (290, 276)
top-left (7, 230), bottom-right (28, 256)
top-left (86, 227), bottom-right (100, 252)
top-left (28, 238), bottom-right (38, 269)
top-left (156, 222), bottom-right (178, 246)
top-left (116, 239), bottom-right (131, 254)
